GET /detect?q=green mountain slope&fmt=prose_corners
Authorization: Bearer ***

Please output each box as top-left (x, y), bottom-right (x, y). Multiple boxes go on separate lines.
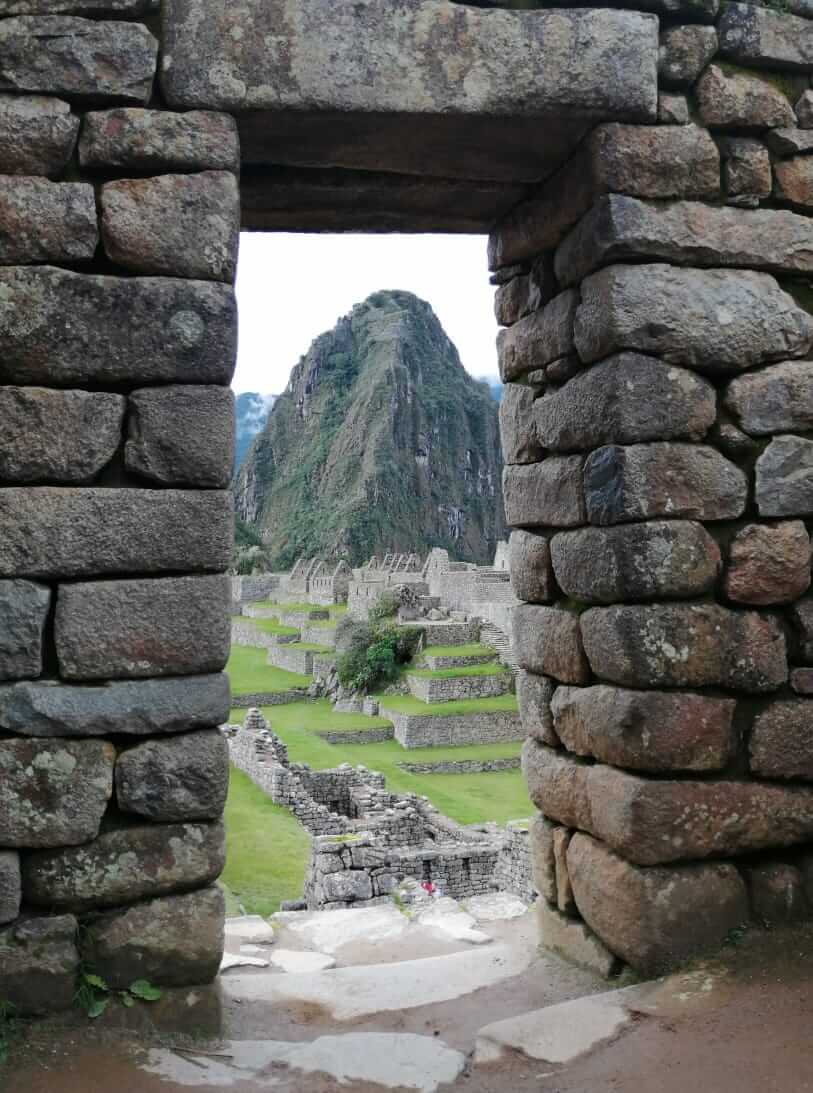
top-left (234, 289), bottom-right (506, 569)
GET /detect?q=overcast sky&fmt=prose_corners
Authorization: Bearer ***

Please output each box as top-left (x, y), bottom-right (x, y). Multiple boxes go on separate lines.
top-left (233, 233), bottom-right (500, 395)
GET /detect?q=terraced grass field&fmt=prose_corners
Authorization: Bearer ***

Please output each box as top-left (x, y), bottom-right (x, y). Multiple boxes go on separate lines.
top-left (227, 645), bottom-right (311, 692)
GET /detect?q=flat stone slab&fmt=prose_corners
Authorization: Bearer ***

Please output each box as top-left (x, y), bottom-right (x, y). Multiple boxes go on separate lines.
top-left (415, 898), bottom-right (492, 945)
top-left (220, 953), bottom-right (269, 972)
top-left (280, 905), bottom-right (409, 954)
top-left (465, 892), bottom-right (529, 923)
top-left (225, 914), bottom-right (276, 945)
top-left (269, 949), bottom-right (336, 974)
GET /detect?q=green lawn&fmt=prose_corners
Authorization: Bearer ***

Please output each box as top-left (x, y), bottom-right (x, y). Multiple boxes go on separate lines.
top-left (408, 664), bottom-right (510, 679)
top-left (375, 693), bottom-right (519, 717)
top-left (244, 617), bottom-right (300, 636)
top-left (228, 645), bottom-right (311, 692)
top-left (252, 602), bottom-right (347, 617)
top-left (222, 767), bottom-right (311, 917)
top-left (419, 643), bottom-right (496, 658)
top-left (286, 641), bottom-right (332, 653)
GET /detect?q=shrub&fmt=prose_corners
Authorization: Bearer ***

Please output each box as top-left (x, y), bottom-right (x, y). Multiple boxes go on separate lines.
top-left (368, 592), bottom-right (400, 623)
top-left (335, 621), bottom-right (418, 693)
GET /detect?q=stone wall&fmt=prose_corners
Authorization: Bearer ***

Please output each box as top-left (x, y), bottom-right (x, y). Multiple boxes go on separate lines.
top-left (407, 672), bottom-right (512, 703)
top-left (396, 758), bottom-right (521, 774)
top-left (493, 822), bottom-right (535, 904)
top-left (494, 3), bottom-right (813, 976)
top-left (385, 707), bottom-right (525, 748)
top-left (0, 9), bottom-right (236, 1013)
top-left (231, 574), bottom-right (280, 610)
top-left (231, 689), bottom-right (308, 708)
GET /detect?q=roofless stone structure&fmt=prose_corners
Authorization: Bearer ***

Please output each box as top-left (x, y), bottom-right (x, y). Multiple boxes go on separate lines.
top-left (3, 0), bottom-right (813, 1008)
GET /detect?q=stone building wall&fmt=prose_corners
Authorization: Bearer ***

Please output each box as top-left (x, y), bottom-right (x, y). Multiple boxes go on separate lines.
top-left (495, 4), bottom-right (813, 976)
top-left (0, 9), bottom-right (236, 1014)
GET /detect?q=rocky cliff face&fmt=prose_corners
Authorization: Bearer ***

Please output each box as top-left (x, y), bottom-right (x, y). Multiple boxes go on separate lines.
top-left (234, 391), bottom-right (275, 469)
top-left (234, 290), bottom-right (506, 568)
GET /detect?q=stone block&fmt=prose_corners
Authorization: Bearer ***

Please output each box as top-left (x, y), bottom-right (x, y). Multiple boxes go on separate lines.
top-left (713, 421), bottom-right (762, 462)
top-left (719, 2), bottom-right (813, 71)
top-left (791, 668), bottom-right (813, 693)
top-left (55, 574), bottom-right (231, 681)
top-left (516, 670), bottom-right (557, 746)
top-left (797, 90), bottom-right (813, 128)
top-left (767, 127), bottom-right (813, 155)
top-left (0, 487), bottom-right (233, 579)
top-left (509, 530), bottom-right (555, 604)
top-left (792, 598), bottom-right (813, 662)
top-left (756, 435), bottom-right (813, 516)
top-left (537, 900), bottom-right (620, 977)
top-left (580, 602), bottom-right (787, 692)
top-left (567, 833), bottom-right (748, 975)
top-left (80, 108), bottom-right (239, 174)
top-left (775, 155), bottom-right (813, 208)
top-left (574, 264), bottom-right (812, 373)
top-left (0, 0), bottom-right (153, 10)
top-left (552, 827), bottom-right (575, 915)
top-left (0, 94), bottom-right (78, 176)
top-left (526, 740), bottom-right (813, 865)
top-left (0, 738), bottom-right (114, 848)
top-left (23, 820), bottom-right (226, 911)
top-left (659, 25), bottom-right (718, 88)
top-left (101, 171), bottom-right (239, 282)
top-left (493, 262), bottom-right (553, 327)
top-left (724, 521), bottom-right (811, 605)
top-left (125, 385), bottom-right (235, 488)
top-left (499, 385), bottom-right (543, 466)
top-left (720, 137), bottom-right (772, 207)
top-left (497, 290), bottom-right (578, 382)
top-left (0, 177), bottom-right (96, 264)
top-left (534, 354), bottom-right (715, 451)
top-left (0, 267), bottom-right (236, 387)
top-left (550, 522), bottom-right (720, 604)
top-left (697, 65), bottom-right (795, 129)
top-left (502, 459), bottom-right (585, 529)
top-left (0, 388), bottom-right (125, 484)
top-left (551, 684), bottom-right (735, 772)
top-left (0, 579), bottom-right (50, 681)
top-left (0, 16), bottom-right (157, 104)
top-left (726, 360), bottom-right (813, 435)
top-left (583, 443), bottom-right (747, 526)
top-left (750, 700), bottom-right (813, 780)
top-left (658, 93), bottom-right (689, 125)
top-left (80, 886), bottom-right (225, 989)
top-left (555, 195), bottom-right (813, 288)
top-left (320, 870), bottom-right (374, 903)
top-left (0, 851), bottom-right (21, 925)
top-left (529, 814), bottom-right (556, 903)
top-left (746, 862), bottom-right (809, 924)
top-left (0, 673), bottom-right (231, 738)
top-left (0, 914), bottom-right (79, 1016)
top-left (512, 604), bottom-right (589, 685)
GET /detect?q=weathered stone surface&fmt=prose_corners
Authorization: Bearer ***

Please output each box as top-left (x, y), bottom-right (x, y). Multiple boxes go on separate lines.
top-left (550, 522), bottom-right (720, 604)
top-left (0, 388), bottom-right (125, 484)
top-left (321, 870), bottom-right (374, 903)
top-left (583, 443), bottom-right (747, 526)
top-left (115, 730), bottom-right (229, 821)
top-left (574, 264), bottom-right (812, 373)
top-left (567, 833), bottom-right (748, 975)
top-left (101, 172), bottom-right (239, 282)
top-left (80, 108), bottom-right (239, 174)
top-left (581, 603), bottom-right (787, 692)
top-left (750, 700), bottom-right (813, 780)
top-left (23, 820), bottom-right (226, 911)
top-left (81, 886), bottom-right (224, 989)
top-left (55, 575), bottom-right (232, 681)
top-left (499, 385), bottom-right (543, 466)
top-left (792, 598), bottom-right (813, 663)
top-left (775, 155), bottom-right (813, 208)
top-left (497, 290), bottom-right (578, 382)
top-left (503, 459), bottom-right (585, 528)
top-left (0, 0), bottom-right (153, 11)
top-left (727, 360), bottom-right (813, 436)
top-left (720, 137), bottom-right (772, 206)
top-left (529, 814), bottom-right (556, 903)
top-left (746, 862), bottom-right (808, 924)
top-left (724, 521), bottom-right (811, 605)
top-left (512, 604), bottom-right (589, 685)
top-left (0, 267), bottom-right (236, 387)
top-left (791, 667), bottom-right (813, 693)
top-left (659, 25), bottom-right (718, 88)
top-left (0, 580), bottom-right (50, 682)
top-left (0, 16), bottom-right (157, 104)
top-left (658, 92), bottom-right (689, 125)
top-left (555, 195), bottom-right (813, 287)
top-left (0, 851), bottom-right (21, 925)
top-left (713, 421), bottom-right (762, 462)
top-left (162, 1), bottom-right (658, 125)
top-left (493, 262), bottom-right (553, 326)
top-left (0, 673), bottom-right (230, 737)
top-left (537, 899), bottom-right (620, 978)
top-left (535, 354), bottom-right (715, 451)
top-left (797, 90), bottom-right (813, 128)
top-left (551, 685), bottom-right (735, 773)
top-left (0, 177), bottom-right (96, 264)
top-left (516, 670), bottom-right (557, 746)
top-left (552, 827), bottom-right (575, 915)
top-left (766, 126), bottom-right (813, 155)
top-left (0, 488), bottom-right (232, 579)
top-left (509, 530), bottom-right (555, 604)
top-left (526, 740), bottom-right (813, 864)
top-left (0, 94), bottom-right (78, 176)
top-left (0, 738), bottom-right (114, 848)
top-left (719, 2), bottom-right (813, 72)
top-left (696, 64), bottom-right (795, 129)
top-left (0, 914), bottom-right (79, 1016)
top-left (125, 385), bottom-right (234, 488)
top-left (756, 435), bottom-right (813, 516)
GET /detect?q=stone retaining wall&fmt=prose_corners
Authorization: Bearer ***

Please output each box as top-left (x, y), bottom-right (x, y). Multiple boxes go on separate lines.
top-left (407, 672), bottom-right (512, 703)
top-left (318, 727), bottom-right (396, 745)
top-left (231, 619), bottom-right (298, 650)
top-left (385, 707), bottom-right (525, 749)
top-left (231, 689), bottom-right (308, 708)
top-left (396, 758), bottom-right (521, 774)
top-left (493, 822), bottom-right (535, 904)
